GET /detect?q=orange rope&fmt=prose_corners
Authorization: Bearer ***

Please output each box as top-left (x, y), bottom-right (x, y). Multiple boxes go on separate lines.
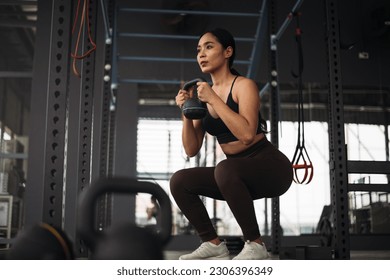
top-left (71, 0), bottom-right (97, 77)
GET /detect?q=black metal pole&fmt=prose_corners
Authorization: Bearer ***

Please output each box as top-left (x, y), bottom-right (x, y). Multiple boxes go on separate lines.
top-left (269, 0), bottom-right (281, 255)
top-left (25, 0), bottom-right (73, 227)
top-left (324, 0), bottom-right (350, 259)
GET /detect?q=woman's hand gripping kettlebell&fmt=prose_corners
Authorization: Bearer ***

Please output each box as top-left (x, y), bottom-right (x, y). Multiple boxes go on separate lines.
top-left (180, 78), bottom-right (208, 119)
top-left (196, 81), bottom-right (215, 104)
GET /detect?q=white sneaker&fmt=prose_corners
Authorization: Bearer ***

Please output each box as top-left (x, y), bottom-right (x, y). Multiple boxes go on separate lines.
top-left (179, 241), bottom-right (230, 260)
top-left (233, 241), bottom-right (270, 260)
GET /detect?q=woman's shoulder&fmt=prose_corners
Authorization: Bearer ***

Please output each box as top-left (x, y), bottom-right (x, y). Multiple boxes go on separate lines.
top-left (234, 76), bottom-right (259, 93)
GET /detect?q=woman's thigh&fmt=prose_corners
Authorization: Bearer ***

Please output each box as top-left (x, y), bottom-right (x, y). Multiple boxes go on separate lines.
top-left (215, 151), bottom-right (292, 199)
top-left (170, 166), bottom-right (224, 200)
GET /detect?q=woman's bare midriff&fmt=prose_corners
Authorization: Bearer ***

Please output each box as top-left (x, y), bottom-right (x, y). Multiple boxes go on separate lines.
top-left (220, 133), bottom-right (265, 155)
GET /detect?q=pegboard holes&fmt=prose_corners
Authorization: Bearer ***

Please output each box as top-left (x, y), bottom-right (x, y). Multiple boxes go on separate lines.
top-left (51, 156), bottom-right (57, 164)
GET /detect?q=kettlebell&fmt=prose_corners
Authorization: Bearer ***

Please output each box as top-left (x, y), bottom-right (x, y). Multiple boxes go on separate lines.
top-left (7, 223), bottom-right (74, 260)
top-left (182, 77), bottom-right (208, 119)
top-left (77, 177), bottom-right (172, 260)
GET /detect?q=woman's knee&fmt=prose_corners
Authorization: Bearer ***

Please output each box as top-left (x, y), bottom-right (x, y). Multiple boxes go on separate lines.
top-left (214, 160), bottom-right (238, 188)
top-left (169, 169), bottom-right (187, 196)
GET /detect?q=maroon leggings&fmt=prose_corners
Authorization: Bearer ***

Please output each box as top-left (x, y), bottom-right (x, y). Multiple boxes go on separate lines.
top-left (170, 137), bottom-right (293, 242)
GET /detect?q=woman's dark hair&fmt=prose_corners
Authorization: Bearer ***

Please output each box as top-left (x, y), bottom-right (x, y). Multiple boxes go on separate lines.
top-left (258, 112), bottom-right (268, 133)
top-left (200, 28), bottom-right (240, 75)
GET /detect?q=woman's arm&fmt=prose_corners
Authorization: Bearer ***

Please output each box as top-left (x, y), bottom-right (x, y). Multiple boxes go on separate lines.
top-left (197, 77), bottom-right (260, 145)
top-left (181, 118), bottom-right (205, 157)
top-left (175, 88), bottom-right (205, 157)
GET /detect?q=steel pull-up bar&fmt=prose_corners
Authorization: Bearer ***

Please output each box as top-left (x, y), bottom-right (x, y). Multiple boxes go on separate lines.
top-left (119, 7), bottom-right (260, 17)
top-left (118, 32), bottom-right (255, 43)
top-left (118, 56), bottom-right (250, 65)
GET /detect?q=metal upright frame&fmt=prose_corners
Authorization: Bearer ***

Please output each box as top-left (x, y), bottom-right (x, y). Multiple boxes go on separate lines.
top-left (324, 0), bottom-right (350, 259)
top-left (91, 0), bottom-right (115, 242)
top-left (268, 0), bottom-right (281, 255)
top-left (26, 0), bottom-right (113, 258)
top-left (267, 0), bottom-right (304, 255)
top-left (102, 1), bottom-right (138, 226)
top-left (324, 0), bottom-right (390, 257)
top-left (64, 0), bottom-right (112, 257)
top-left (25, 0), bottom-right (74, 228)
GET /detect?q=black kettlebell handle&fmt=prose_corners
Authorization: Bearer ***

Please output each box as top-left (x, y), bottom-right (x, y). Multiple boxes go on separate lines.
top-left (77, 177), bottom-right (172, 249)
top-left (182, 77), bottom-right (206, 96)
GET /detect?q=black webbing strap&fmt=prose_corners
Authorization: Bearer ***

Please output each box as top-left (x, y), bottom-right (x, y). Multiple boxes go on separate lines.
top-left (290, 12), bottom-right (314, 185)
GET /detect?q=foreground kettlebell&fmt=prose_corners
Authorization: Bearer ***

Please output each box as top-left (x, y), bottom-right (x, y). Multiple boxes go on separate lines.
top-left (77, 177), bottom-right (172, 260)
top-left (7, 223), bottom-right (74, 260)
top-left (182, 77), bottom-right (207, 119)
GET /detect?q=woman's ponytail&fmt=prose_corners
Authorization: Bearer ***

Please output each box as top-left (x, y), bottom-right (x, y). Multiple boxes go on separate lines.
top-left (230, 68), bottom-right (241, 76)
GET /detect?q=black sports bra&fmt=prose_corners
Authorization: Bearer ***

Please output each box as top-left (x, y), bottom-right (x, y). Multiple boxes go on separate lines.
top-left (202, 76), bottom-right (265, 144)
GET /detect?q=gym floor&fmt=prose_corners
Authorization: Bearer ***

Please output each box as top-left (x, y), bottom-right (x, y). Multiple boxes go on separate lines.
top-left (2, 248), bottom-right (390, 260)
top-left (164, 250), bottom-right (390, 260)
